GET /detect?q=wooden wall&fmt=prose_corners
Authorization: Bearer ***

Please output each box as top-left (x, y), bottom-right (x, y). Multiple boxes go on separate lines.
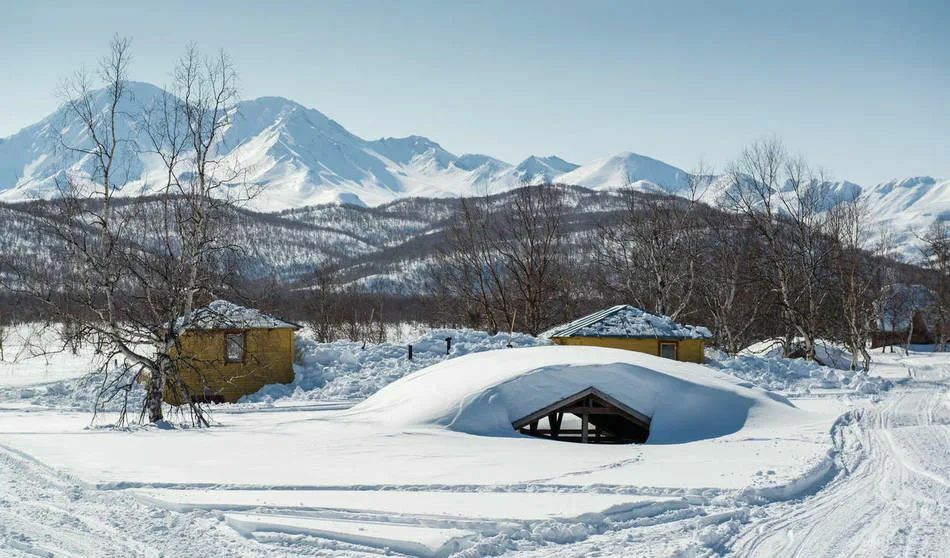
top-left (552, 336), bottom-right (706, 363)
top-left (167, 328), bottom-right (295, 404)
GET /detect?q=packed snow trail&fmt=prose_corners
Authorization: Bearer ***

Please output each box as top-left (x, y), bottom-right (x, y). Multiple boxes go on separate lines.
top-left (0, 444), bottom-right (270, 557)
top-left (727, 366), bottom-right (950, 557)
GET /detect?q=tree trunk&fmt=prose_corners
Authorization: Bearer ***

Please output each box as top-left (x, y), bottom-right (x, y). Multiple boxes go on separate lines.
top-left (144, 358), bottom-right (169, 423)
top-left (905, 317), bottom-right (914, 356)
top-left (860, 346), bottom-right (872, 372)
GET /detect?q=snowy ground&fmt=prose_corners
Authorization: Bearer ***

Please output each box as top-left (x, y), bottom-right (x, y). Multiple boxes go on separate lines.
top-left (0, 328), bottom-right (947, 557)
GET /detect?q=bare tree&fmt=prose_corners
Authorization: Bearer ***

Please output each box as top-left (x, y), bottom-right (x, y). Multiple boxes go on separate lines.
top-left (589, 170), bottom-right (707, 320)
top-left (0, 321), bottom-right (7, 361)
top-left (433, 196), bottom-right (513, 334)
top-left (919, 221), bottom-right (950, 351)
top-left (431, 184), bottom-right (569, 335)
top-left (722, 138), bottom-right (837, 360)
top-left (697, 214), bottom-right (765, 354)
top-left (305, 262), bottom-right (343, 342)
top-left (10, 38), bottom-right (249, 426)
top-left (828, 199), bottom-right (889, 369)
top-left (495, 185), bottom-right (569, 335)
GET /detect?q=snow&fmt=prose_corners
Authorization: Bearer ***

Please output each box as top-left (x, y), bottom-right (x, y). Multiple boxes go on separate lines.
top-left (352, 345), bottom-right (798, 444)
top-left (556, 151), bottom-right (690, 194)
top-left (136, 489), bottom-right (672, 521)
top-left (706, 341), bottom-right (891, 395)
top-left (246, 328), bottom-right (544, 403)
top-left (0, 324), bottom-right (95, 389)
top-left (177, 299), bottom-right (300, 331)
top-left (226, 513), bottom-right (474, 558)
top-left (540, 304), bottom-right (712, 340)
top-left (1, 82), bottom-right (944, 258)
top-left (1, 324), bottom-right (947, 556)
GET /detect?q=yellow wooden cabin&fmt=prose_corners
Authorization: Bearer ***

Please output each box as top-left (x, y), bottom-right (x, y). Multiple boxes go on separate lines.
top-left (540, 305), bottom-right (711, 363)
top-left (166, 300), bottom-right (301, 404)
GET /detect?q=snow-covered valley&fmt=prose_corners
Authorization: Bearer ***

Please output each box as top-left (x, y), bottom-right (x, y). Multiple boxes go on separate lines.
top-left (0, 327), bottom-right (946, 557)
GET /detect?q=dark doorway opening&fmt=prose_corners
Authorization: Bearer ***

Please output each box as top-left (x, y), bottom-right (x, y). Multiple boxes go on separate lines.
top-left (512, 387), bottom-right (651, 444)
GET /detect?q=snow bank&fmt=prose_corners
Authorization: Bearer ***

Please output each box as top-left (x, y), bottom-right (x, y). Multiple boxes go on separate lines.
top-left (0, 324), bottom-right (117, 410)
top-left (709, 342), bottom-right (891, 395)
top-left (350, 345), bottom-right (800, 444)
top-left (243, 328), bottom-right (546, 403)
top-left (742, 338), bottom-right (858, 370)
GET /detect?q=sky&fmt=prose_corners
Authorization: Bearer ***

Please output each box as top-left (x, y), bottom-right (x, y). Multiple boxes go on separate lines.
top-left (1, 0), bottom-right (947, 185)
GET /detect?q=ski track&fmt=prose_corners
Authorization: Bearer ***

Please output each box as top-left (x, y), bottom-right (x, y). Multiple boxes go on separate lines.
top-left (0, 444), bottom-right (273, 557)
top-left (1, 359), bottom-right (948, 556)
top-left (725, 365), bottom-right (950, 557)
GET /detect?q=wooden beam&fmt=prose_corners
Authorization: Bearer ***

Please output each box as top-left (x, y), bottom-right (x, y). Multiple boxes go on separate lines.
top-left (581, 413), bottom-right (589, 443)
top-left (562, 406), bottom-right (626, 415)
top-left (511, 386), bottom-right (651, 430)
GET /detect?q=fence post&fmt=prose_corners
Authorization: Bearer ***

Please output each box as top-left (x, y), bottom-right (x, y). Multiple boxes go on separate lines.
top-left (408, 344), bottom-right (413, 360)
top-left (445, 337), bottom-right (452, 355)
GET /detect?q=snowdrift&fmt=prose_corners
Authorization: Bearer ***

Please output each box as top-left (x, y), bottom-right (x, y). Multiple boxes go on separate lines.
top-left (721, 338), bottom-right (891, 394)
top-left (245, 328), bottom-right (544, 403)
top-left (351, 346), bottom-right (800, 444)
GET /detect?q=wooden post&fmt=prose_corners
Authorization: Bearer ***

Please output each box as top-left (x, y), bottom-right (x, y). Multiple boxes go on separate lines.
top-left (581, 413), bottom-right (589, 443)
top-left (548, 412), bottom-right (561, 439)
top-left (529, 420), bottom-right (538, 435)
top-left (445, 337), bottom-right (452, 355)
top-left (408, 344), bottom-right (413, 360)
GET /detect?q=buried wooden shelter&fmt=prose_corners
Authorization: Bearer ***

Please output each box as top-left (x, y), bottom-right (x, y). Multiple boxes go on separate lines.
top-left (512, 386), bottom-right (651, 444)
top-left (166, 300), bottom-right (301, 404)
top-left (540, 305), bottom-right (712, 363)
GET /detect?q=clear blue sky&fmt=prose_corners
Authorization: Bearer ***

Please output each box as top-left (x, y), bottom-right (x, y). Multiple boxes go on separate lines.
top-left (1, 0), bottom-right (947, 184)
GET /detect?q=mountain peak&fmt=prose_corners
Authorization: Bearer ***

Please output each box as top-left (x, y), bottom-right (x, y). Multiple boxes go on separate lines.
top-left (558, 150), bottom-right (689, 192)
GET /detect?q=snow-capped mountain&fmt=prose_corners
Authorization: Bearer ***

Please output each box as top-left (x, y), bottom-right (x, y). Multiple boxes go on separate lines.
top-left (510, 155), bottom-right (579, 185)
top-left (0, 81), bottom-right (704, 210)
top-left (558, 151), bottom-right (691, 195)
top-left (0, 82), bottom-right (578, 209)
top-left (0, 81), bottom-right (946, 253)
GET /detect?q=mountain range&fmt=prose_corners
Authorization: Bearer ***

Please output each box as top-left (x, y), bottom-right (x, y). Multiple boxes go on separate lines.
top-left (0, 81), bottom-right (946, 261)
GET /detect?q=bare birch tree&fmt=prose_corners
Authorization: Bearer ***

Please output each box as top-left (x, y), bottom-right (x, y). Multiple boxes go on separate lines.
top-left (920, 221), bottom-right (950, 351)
top-left (722, 138), bottom-right (836, 360)
top-left (828, 199), bottom-right (888, 369)
top-left (9, 37), bottom-right (249, 426)
top-left (697, 214), bottom-right (764, 354)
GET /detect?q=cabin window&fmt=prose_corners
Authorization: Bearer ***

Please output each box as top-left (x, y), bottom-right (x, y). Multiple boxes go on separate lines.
top-left (225, 332), bottom-right (245, 363)
top-left (660, 342), bottom-right (677, 360)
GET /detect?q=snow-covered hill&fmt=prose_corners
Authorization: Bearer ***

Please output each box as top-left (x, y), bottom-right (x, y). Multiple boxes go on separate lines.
top-left (0, 81), bottom-right (946, 250)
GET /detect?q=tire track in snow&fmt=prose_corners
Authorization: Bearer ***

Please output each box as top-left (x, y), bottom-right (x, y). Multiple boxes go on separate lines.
top-left (726, 367), bottom-right (950, 557)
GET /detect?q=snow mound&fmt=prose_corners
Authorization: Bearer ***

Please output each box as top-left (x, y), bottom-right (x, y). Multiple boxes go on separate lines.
top-left (350, 345), bottom-right (800, 444)
top-left (741, 338), bottom-right (856, 370)
top-left (243, 328), bottom-right (545, 403)
top-left (708, 345), bottom-right (891, 395)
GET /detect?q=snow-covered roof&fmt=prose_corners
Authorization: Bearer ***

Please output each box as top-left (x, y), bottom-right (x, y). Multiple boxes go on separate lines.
top-left (177, 300), bottom-right (301, 331)
top-left (351, 345), bottom-right (799, 444)
top-left (540, 305), bottom-right (712, 340)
